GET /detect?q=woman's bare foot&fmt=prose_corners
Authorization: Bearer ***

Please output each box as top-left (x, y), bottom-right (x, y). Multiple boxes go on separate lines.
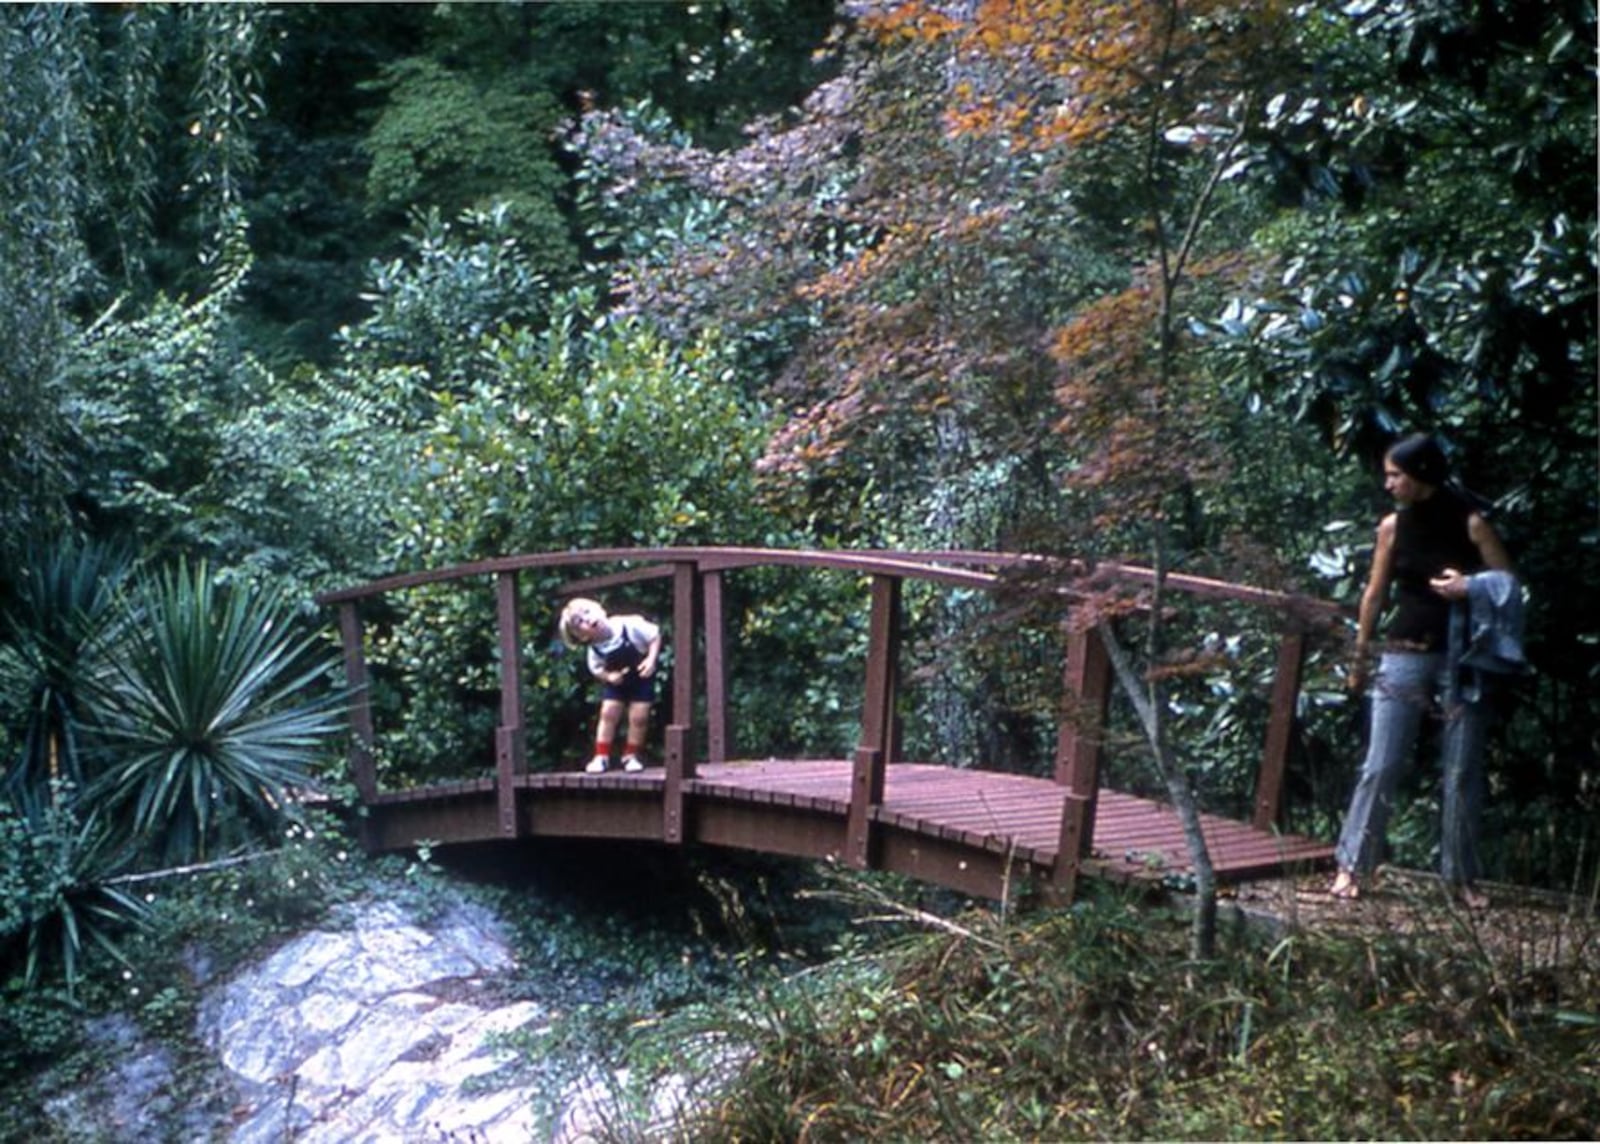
top-left (1329, 869), bottom-right (1361, 900)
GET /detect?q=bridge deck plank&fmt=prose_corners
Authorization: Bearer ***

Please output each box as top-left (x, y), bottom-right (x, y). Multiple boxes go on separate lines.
top-left (367, 758), bottom-right (1333, 891)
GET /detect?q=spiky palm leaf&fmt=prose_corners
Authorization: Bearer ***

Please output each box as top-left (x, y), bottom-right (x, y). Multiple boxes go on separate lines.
top-left (87, 560), bottom-right (344, 863)
top-left (0, 782), bottom-right (147, 995)
top-left (2, 537), bottom-right (133, 796)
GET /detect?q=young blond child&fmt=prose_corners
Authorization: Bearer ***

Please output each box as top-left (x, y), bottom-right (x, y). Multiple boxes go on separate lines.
top-left (558, 597), bottom-right (662, 773)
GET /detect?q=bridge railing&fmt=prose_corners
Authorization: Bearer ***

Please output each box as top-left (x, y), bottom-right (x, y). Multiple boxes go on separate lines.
top-left (317, 547), bottom-right (1344, 894)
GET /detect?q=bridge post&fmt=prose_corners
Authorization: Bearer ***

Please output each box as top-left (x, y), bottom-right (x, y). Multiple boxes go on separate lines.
top-left (847, 575), bottom-right (900, 869)
top-left (703, 568), bottom-right (728, 763)
top-left (495, 571), bottom-right (526, 838)
top-left (1252, 625), bottom-right (1307, 831)
top-left (663, 562), bottom-right (698, 845)
top-left (670, 562), bottom-right (696, 763)
top-left (860, 574), bottom-right (902, 764)
top-left (1053, 624), bottom-right (1111, 896)
top-left (846, 746), bottom-right (883, 868)
top-left (337, 602), bottom-right (378, 804)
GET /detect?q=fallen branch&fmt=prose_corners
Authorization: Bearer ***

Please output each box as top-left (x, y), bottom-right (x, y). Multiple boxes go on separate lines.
top-left (105, 850), bottom-right (282, 887)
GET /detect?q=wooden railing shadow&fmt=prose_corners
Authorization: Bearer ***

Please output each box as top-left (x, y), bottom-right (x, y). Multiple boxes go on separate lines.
top-left (317, 548), bottom-right (1345, 900)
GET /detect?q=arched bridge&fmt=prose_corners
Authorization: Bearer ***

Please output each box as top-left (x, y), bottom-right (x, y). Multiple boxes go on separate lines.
top-left (318, 548), bottom-right (1338, 902)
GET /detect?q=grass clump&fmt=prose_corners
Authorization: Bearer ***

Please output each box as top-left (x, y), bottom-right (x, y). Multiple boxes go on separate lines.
top-left (651, 880), bottom-right (1600, 1141)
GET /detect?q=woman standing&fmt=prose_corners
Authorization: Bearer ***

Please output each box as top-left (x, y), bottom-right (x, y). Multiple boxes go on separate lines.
top-left (1329, 434), bottom-right (1515, 907)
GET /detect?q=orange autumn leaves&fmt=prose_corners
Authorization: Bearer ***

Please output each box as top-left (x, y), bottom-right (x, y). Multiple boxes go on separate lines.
top-left (1050, 274), bottom-right (1227, 522)
top-left (865, 0), bottom-right (1289, 151)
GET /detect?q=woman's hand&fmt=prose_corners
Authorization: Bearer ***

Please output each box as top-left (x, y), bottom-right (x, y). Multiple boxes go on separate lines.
top-left (1429, 568), bottom-right (1471, 601)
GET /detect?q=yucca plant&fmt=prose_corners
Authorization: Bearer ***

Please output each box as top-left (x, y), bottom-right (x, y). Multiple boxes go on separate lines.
top-left (1, 536), bottom-right (132, 797)
top-left (0, 781), bottom-right (146, 995)
top-left (87, 560), bottom-right (345, 864)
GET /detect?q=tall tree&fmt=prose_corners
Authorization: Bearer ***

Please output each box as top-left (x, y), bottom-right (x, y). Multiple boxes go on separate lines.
top-left (578, 25), bottom-right (1096, 545)
top-left (848, 0), bottom-right (1304, 956)
top-left (0, 3), bottom-right (273, 547)
top-left (0, 6), bottom-right (103, 546)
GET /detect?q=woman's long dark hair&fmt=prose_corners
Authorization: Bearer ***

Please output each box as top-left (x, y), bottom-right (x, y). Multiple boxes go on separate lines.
top-left (1387, 432), bottom-right (1493, 514)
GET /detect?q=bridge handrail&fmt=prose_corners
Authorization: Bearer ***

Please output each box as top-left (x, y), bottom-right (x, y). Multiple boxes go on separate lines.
top-left (319, 547), bottom-right (1345, 896)
top-left (316, 547), bottom-right (998, 605)
top-left (316, 545), bottom-right (1345, 616)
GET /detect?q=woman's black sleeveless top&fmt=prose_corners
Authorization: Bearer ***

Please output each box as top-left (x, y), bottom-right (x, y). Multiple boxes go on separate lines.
top-left (1388, 488), bottom-right (1483, 650)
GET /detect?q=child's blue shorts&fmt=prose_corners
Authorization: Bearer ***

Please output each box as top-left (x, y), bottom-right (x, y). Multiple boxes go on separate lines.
top-left (602, 672), bottom-right (656, 705)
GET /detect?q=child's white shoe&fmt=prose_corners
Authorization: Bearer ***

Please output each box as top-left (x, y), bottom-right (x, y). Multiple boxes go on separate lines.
top-left (585, 756), bottom-right (608, 774)
top-left (622, 755), bottom-right (645, 773)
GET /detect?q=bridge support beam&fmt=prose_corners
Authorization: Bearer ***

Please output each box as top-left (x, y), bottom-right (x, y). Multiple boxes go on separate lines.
top-left (495, 571), bottom-right (527, 838)
top-left (664, 723), bottom-right (690, 844)
top-left (662, 562), bottom-right (699, 846)
top-left (1252, 626), bottom-right (1307, 831)
top-left (860, 575), bottom-right (902, 764)
top-left (703, 569), bottom-right (728, 763)
top-left (496, 726), bottom-right (524, 838)
top-left (847, 575), bottom-right (901, 870)
top-left (671, 562), bottom-right (697, 770)
top-left (337, 601), bottom-right (378, 805)
top-left (1054, 624), bottom-right (1111, 897)
top-left (847, 746), bottom-right (883, 869)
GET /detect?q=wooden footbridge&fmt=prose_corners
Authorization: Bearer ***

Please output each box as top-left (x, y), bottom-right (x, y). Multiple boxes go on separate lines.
top-left (318, 548), bottom-right (1338, 902)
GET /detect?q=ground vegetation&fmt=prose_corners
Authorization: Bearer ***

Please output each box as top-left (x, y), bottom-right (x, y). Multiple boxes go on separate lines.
top-left (657, 873), bottom-right (1600, 1141)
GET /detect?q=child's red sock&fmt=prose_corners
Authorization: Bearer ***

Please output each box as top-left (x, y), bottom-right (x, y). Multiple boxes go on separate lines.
top-left (593, 740), bottom-right (611, 760)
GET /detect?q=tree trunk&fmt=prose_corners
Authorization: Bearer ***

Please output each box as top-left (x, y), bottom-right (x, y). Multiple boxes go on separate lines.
top-left (1097, 620), bottom-right (1219, 959)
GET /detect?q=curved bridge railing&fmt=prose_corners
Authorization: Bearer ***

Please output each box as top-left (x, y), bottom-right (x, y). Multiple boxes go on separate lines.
top-left (317, 548), bottom-right (1343, 898)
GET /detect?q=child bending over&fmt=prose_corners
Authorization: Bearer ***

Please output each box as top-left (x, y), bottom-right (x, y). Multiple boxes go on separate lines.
top-left (558, 597), bottom-right (662, 773)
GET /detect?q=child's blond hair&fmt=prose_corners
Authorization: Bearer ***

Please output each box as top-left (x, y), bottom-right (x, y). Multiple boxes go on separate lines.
top-left (558, 597), bottom-right (605, 648)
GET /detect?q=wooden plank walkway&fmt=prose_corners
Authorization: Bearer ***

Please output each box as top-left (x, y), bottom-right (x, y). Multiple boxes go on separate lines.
top-left (358, 758), bottom-right (1335, 901)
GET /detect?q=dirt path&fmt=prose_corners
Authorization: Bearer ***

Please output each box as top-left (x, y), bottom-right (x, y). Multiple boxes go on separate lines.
top-left (1223, 868), bottom-right (1600, 975)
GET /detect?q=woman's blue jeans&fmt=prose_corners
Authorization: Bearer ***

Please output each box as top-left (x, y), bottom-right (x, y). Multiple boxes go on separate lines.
top-left (1335, 651), bottom-right (1491, 885)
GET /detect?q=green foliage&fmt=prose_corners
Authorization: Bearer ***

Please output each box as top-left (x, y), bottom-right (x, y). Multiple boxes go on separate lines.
top-left (410, 298), bottom-right (770, 556)
top-left (0, 783), bottom-right (146, 996)
top-left (1, 536), bottom-right (133, 794)
top-left (55, 215), bottom-right (391, 588)
top-left (525, 0), bottom-right (839, 150)
top-left (717, 567), bottom-right (869, 761)
top-left (204, 363), bottom-right (398, 587)
top-left (572, 98), bottom-right (728, 271)
top-left (340, 205), bottom-right (557, 394)
top-left (362, 57), bottom-right (575, 280)
top-left (182, 4), bottom-right (268, 251)
top-left (64, 221), bottom-right (257, 555)
top-left (86, 560), bottom-right (344, 865)
top-left (0, 3), bottom-right (268, 316)
top-left (475, 846), bottom-right (866, 1135)
top-left (0, 6), bottom-right (100, 543)
top-left (0, 980), bottom-right (80, 1092)
top-left (579, 34), bottom-right (1098, 541)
